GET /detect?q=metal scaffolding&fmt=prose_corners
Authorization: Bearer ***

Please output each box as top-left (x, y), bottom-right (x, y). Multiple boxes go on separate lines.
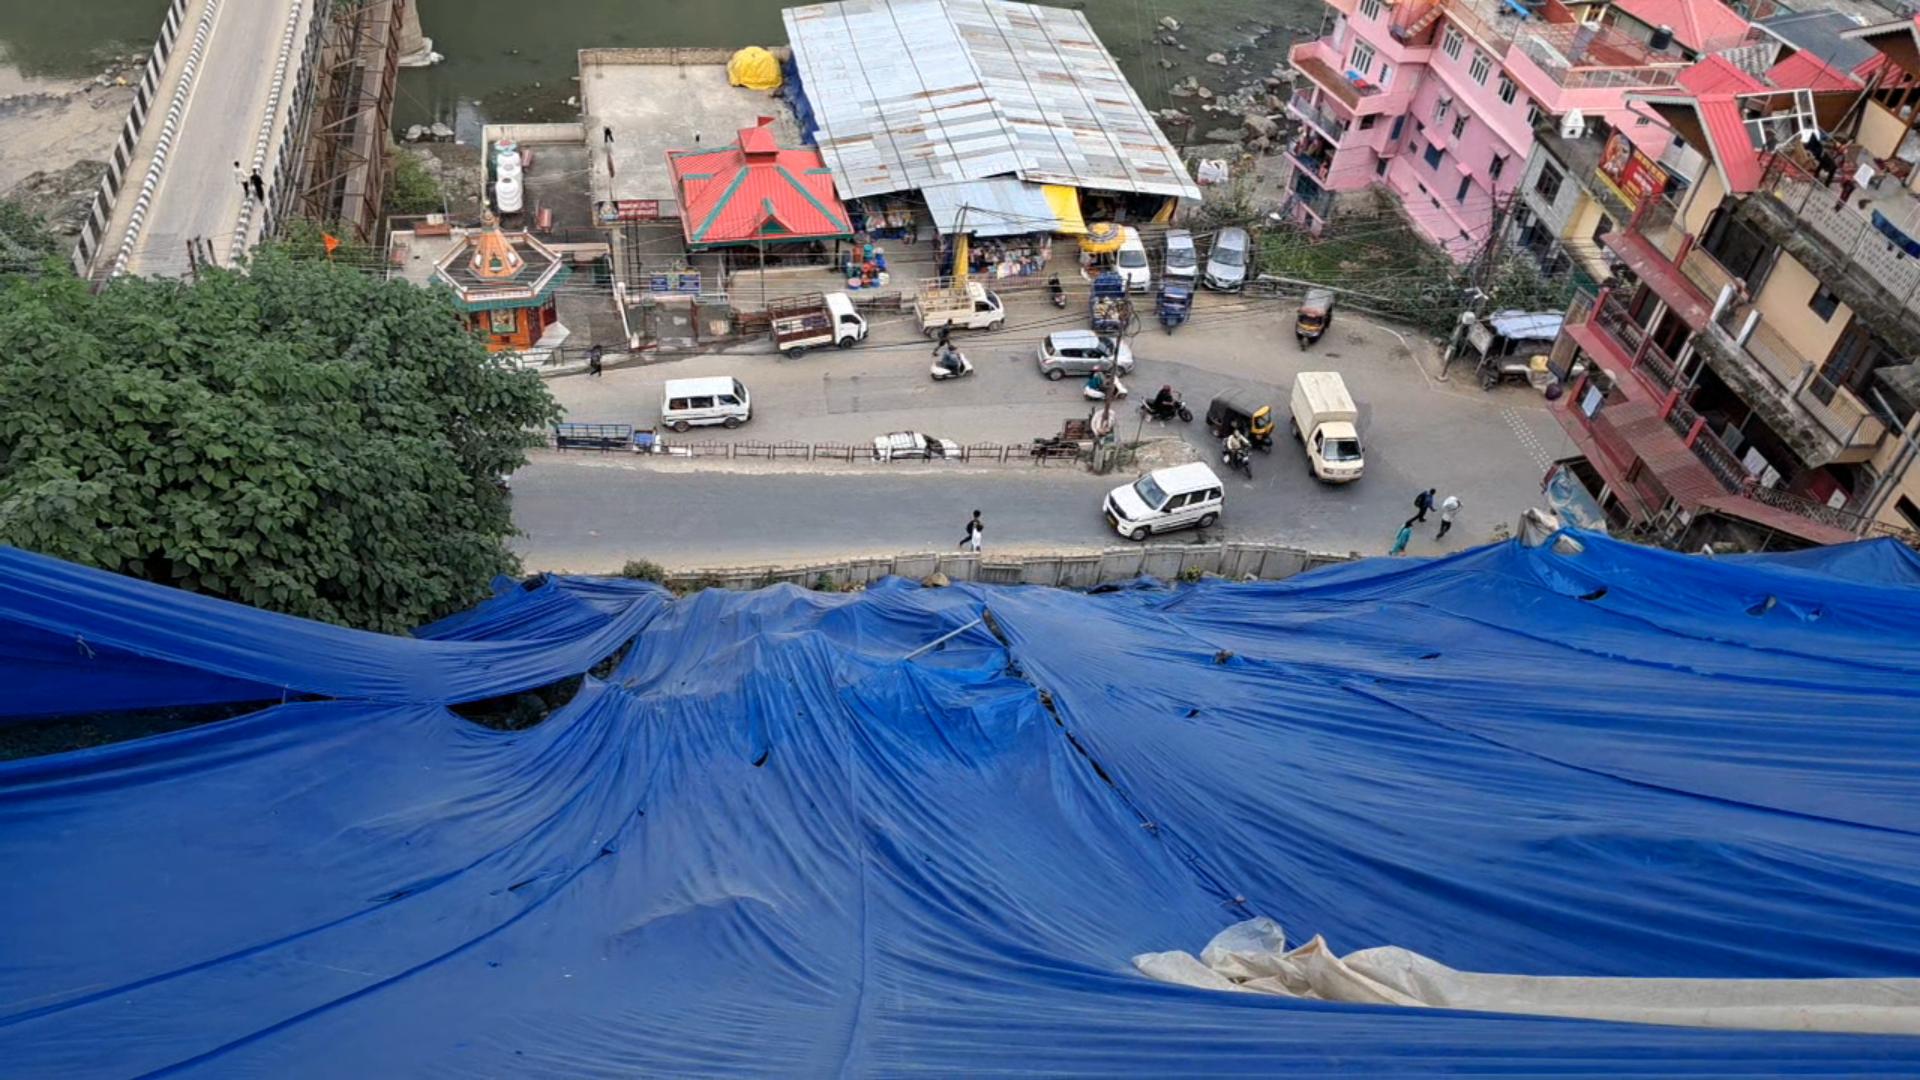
top-left (290, 0), bottom-right (403, 244)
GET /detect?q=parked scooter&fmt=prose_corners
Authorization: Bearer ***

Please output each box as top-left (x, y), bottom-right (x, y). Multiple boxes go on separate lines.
top-left (1138, 386), bottom-right (1193, 423)
top-left (1083, 370), bottom-right (1129, 400)
top-left (1048, 273), bottom-right (1067, 309)
top-left (931, 344), bottom-right (974, 381)
top-left (1479, 356), bottom-right (1536, 391)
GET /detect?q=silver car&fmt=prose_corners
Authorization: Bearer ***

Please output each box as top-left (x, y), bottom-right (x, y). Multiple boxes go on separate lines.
top-left (1164, 228), bottom-right (1198, 285)
top-left (1037, 330), bottom-right (1135, 380)
top-left (1204, 226), bottom-right (1251, 291)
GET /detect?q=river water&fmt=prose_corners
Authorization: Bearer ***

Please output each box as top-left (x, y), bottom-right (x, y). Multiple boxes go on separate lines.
top-left (1, 0), bottom-right (1321, 136)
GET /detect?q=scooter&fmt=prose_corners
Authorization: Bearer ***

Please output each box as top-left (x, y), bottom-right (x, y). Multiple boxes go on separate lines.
top-left (1223, 443), bottom-right (1254, 480)
top-left (1479, 357), bottom-right (1536, 391)
top-left (1138, 390), bottom-right (1192, 423)
top-left (1083, 374), bottom-right (1129, 400)
top-left (1048, 273), bottom-right (1067, 309)
top-left (930, 349), bottom-right (974, 381)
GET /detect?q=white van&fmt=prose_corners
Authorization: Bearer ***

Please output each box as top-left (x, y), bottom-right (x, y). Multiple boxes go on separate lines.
top-left (1116, 226), bottom-right (1152, 293)
top-left (661, 376), bottom-right (751, 432)
top-left (1104, 462), bottom-right (1224, 541)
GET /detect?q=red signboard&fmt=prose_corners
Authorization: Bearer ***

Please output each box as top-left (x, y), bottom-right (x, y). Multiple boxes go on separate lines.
top-left (1596, 131), bottom-right (1667, 211)
top-left (613, 199), bottom-right (661, 222)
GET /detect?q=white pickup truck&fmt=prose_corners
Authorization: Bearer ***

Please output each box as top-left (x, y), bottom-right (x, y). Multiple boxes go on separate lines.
top-left (914, 280), bottom-right (1006, 337)
top-left (769, 292), bottom-right (867, 357)
top-left (1289, 371), bottom-right (1365, 483)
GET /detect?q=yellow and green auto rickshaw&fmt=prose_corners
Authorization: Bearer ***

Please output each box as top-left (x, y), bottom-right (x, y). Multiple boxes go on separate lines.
top-left (1205, 389), bottom-right (1275, 453)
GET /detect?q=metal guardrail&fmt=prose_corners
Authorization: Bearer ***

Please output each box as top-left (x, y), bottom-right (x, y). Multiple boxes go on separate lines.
top-left (547, 434), bottom-right (1091, 465)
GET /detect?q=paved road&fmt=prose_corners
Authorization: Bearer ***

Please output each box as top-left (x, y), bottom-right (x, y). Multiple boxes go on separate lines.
top-left (515, 296), bottom-right (1574, 571)
top-left (98, 0), bottom-right (311, 278)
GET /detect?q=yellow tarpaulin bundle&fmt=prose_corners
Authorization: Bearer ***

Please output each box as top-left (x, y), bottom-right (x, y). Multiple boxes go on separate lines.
top-left (728, 47), bottom-right (783, 91)
top-left (1042, 185), bottom-right (1087, 235)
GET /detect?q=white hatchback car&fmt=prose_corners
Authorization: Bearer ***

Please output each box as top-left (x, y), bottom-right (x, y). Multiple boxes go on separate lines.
top-left (1115, 226), bottom-right (1151, 292)
top-left (1037, 330), bottom-right (1135, 380)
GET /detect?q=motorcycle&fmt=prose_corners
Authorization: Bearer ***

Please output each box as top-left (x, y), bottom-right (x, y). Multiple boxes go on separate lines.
top-left (930, 347), bottom-right (974, 381)
top-left (1048, 273), bottom-right (1067, 309)
top-left (1138, 389), bottom-right (1193, 423)
top-left (1223, 444), bottom-right (1254, 480)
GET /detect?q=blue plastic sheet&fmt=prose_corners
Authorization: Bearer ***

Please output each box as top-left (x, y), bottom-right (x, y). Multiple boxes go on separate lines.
top-left (3, 534), bottom-right (1919, 1075)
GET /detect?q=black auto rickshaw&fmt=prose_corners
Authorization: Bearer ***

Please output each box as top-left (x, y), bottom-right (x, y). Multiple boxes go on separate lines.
top-left (1296, 287), bottom-right (1335, 348)
top-left (1206, 390), bottom-right (1275, 453)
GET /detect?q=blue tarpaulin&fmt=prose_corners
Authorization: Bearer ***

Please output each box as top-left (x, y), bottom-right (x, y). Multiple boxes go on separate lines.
top-left (3, 534), bottom-right (1920, 1075)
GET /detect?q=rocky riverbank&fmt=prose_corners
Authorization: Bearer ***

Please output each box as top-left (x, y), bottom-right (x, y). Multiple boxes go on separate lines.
top-left (0, 51), bottom-right (149, 239)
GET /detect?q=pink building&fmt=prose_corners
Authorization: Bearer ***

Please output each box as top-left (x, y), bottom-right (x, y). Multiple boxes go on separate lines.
top-left (1282, 0), bottom-right (1754, 259)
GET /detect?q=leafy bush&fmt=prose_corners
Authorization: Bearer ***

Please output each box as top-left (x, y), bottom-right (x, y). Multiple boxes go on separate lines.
top-left (620, 559), bottom-right (667, 583)
top-left (388, 148), bottom-right (444, 216)
top-left (0, 244), bottom-right (558, 632)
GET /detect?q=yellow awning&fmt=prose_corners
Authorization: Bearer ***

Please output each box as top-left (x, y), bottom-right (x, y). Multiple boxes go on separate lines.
top-left (1043, 185), bottom-right (1086, 235)
top-left (1079, 221), bottom-right (1124, 254)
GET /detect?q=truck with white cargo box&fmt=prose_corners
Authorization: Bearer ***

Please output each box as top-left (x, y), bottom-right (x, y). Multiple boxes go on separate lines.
top-left (1289, 371), bottom-right (1364, 483)
top-left (914, 280), bottom-right (1006, 337)
top-left (769, 292), bottom-right (867, 357)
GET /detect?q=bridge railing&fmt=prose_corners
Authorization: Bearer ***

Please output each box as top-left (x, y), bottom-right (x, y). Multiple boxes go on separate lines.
top-left (72, 0), bottom-right (192, 278)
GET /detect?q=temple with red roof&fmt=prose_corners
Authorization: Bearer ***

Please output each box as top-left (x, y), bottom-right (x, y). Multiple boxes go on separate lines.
top-left (666, 119), bottom-right (853, 250)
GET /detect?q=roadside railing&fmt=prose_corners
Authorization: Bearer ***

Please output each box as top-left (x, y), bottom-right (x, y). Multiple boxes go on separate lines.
top-left (547, 432), bottom-right (1093, 465)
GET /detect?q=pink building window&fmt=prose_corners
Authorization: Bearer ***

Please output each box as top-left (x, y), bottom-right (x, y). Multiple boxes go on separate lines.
top-left (1441, 26), bottom-right (1463, 61)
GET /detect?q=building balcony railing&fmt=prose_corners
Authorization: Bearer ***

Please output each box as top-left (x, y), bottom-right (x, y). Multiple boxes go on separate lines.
top-left (1572, 290), bottom-right (1900, 541)
top-left (1512, 25), bottom-right (1689, 91)
top-left (1289, 41), bottom-right (1381, 114)
top-left (1286, 91), bottom-right (1349, 145)
top-left (1287, 138), bottom-right (1334, 185)
top-left (1747, 154), bottom-right (1920, 359)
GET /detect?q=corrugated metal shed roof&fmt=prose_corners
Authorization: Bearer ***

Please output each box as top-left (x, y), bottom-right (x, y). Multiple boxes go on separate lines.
top-left (920, 177), bottom-right (1057, 236)
top-left (783, 0), bottom-right (1200, 202)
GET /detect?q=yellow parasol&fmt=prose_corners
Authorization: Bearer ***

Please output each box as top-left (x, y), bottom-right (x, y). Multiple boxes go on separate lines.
top-left (1078, 221), bottom-right (1125, 254)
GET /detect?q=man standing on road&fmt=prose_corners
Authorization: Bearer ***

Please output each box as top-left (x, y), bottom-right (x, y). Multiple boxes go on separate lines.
top-left (249, 170), bottom-right (266, 203)
top-left (233, 161), bottom-right (247, 193)
top-left (588, 345), bottom-right (604, 377)
top-left (960, 510), bottom-right (984, 553)
top-left (1411, 487), bottom-right (1437, 523)
top-left (1436, 494), bottom-right (1462, 539)
top-left (603, 125), bottom-right (614, 145)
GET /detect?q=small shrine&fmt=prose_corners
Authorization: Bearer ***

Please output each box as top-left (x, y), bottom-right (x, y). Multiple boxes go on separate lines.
top-left (432, 213), bottom-right (569, 351)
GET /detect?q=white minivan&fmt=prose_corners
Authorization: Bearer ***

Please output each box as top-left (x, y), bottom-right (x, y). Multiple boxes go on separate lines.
top-left (1104, 462), bottom-right (1224, 541)
top-left (661, 376), bottom-right (751, 432)
top-left (1115, 226), bottom-right (1152, 293)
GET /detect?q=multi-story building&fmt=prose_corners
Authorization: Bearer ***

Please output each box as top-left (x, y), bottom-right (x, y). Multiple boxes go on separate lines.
top-left (1282, 0), bottom-right (1748, 257)
top-left (1543, 16), bottom-right (1920, 549)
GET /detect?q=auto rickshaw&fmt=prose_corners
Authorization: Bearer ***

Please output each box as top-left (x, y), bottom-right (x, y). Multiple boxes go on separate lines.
top-left (1156, 284), bottom-right (1192, 334)
top-left (1296, 287), bottom-right (1335, 348)
top-left (1205, 390), bottom-right (1275, 453)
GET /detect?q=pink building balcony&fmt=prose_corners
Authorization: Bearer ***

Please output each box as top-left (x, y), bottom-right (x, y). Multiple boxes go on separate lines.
top-left (1504, 23), bottom-right (1692, 115)
top-left (1288, 40), bottom-right (1417, 117)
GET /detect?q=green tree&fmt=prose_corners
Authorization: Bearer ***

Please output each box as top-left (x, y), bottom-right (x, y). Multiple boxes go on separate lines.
top-left (0, 243), bottom-right (559, 632)
top-left (388, 146), bottom-right (445, 216)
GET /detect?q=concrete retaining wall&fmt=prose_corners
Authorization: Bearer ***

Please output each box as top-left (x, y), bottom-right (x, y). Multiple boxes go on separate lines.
top-left (656, 542), bottom-right (1355, 591)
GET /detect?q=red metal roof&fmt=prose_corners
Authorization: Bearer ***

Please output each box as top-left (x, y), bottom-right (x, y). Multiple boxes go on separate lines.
top-left (1678, 55), bottom-right (1763, 96)
top-left (1766, 51), bottom-right (1857, 92)
top-left (1613, 0), bottom-right (1750, 52)
top-left (1598, 231), bottom-right (1715, 330)
top-left (1695, 97), bottom-right (1767, 193)
top-left (668, 121), bottom-right (852, 247)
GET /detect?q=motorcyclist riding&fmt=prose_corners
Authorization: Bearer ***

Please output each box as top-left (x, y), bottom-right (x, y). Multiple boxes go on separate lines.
top-left (1224, 425), bottom-right (1251, 458)
top-left (935, 341), bottom-right (964, 375)
top-left (1151, 384), bottom-right (1176, 414)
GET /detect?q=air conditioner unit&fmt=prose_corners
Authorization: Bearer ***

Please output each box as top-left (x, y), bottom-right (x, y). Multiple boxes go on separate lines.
top-left (1561, 110), bottom-right (1586, 139)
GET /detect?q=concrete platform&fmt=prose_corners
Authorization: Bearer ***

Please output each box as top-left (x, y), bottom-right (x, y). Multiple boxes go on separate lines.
top-left (578, 48), bottom-right (799, 214)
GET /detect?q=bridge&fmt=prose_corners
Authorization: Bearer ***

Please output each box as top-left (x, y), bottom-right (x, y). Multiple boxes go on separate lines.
top-left (72, 0), bottom-right (423, 282)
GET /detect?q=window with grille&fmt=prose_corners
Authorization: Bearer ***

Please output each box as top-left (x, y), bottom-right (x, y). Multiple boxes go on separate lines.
top-left (1442, 26), bottom-right (1463, 61)
top-left (1468, 51), bottom-right (1491, 84)
top-left (1535, 162), bottom-right (1564, 202)
top-left (1490, 154), bottom-right (1507, 180)
top-left (1425, 143), bottom-right (1443, 170)
top-left (1497, 74), bottom-right (1517, 105)
top-left (1451, 114), bottom-right (1468, 140)
top-left (1359, 0), bottom-right (1383, 19)
top-left (1526, 102), bottom-right (1543, 128)
top-left (1434, 97), bottom-right (1452, 125)
top-left (1350, 41), bottom-right (1376, 76)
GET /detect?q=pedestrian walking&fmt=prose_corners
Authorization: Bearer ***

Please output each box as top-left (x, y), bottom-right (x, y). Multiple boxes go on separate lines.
top-left (959, 510), bottom-right (984, 553)
top-left (1436, 494), bottom-right (1461, 539)
top-left (587, 345), bottom-right (604, 377)
top-left (1389, 522), bottom-right (1413, 556)
top-left (249, 170), bottom-right (265, 202)
top-left (233, 161), bottom-right (247, 192)
top-left (1411, 487), bottom-right (1436, 523)
top-left (602, 125), bottom-right (614, 145)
